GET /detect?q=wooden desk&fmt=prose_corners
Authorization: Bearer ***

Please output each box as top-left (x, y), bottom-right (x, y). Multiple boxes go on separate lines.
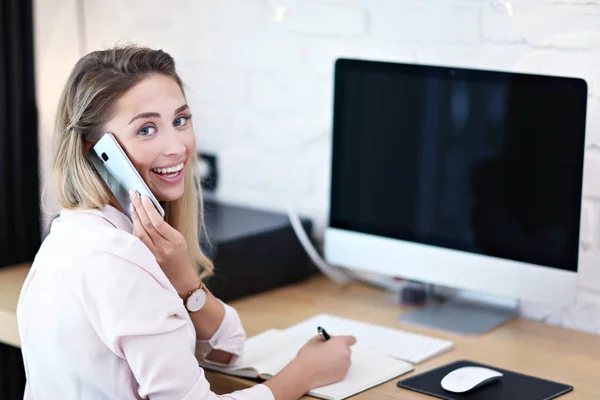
top-left (216, 276), bottom-right (600, 399)
top-left (3, 264), bottom-right (600, 399)
top-left (0, 263), bottom-right (29, 348)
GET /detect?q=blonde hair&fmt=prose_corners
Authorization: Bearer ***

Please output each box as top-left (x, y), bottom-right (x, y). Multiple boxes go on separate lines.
top-left (52, 44), bottom-right (213, 278)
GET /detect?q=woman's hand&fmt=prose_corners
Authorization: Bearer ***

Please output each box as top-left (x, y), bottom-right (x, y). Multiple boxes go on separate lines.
top-left (295, 335), bottom-right (356, 389)
top-left (264, 334), bottom-right (357, 399)
top-left (129, 190), bottom-right (199, 295)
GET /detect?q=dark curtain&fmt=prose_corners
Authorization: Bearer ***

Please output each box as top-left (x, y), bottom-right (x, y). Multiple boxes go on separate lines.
top-left (0, 343), bottom-right (26, 399)
top-left (0, 0), bottom-right (40, 265)
top-left (1, 0), bottom-right (39, 398)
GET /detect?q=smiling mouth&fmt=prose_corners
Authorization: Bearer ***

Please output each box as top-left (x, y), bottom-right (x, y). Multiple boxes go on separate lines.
top-left (151, 162), bottom-right (184, 178)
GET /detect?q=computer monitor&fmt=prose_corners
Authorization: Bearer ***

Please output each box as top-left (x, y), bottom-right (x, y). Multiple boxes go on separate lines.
top-left (325, 59), bottom-right (588, 333)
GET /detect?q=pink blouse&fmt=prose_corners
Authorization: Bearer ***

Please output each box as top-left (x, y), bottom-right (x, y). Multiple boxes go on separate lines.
top-left (17, 205), bottom-right (274, 400)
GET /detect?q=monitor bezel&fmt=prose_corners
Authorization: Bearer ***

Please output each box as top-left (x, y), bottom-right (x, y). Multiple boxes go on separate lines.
top-left (326, 58), bottom-right (586, 305)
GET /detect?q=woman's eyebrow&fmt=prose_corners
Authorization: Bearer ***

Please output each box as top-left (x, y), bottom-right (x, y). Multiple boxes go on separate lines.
top-left (127, 105), bottom-right (189, 125)
top-left (174, 104), bottom-right (189, 114)
top-left (128, 112), bottom-right (160, 125)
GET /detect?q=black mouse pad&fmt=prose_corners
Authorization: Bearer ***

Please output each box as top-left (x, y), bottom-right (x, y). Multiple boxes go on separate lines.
top-left (397, 360), bottom-right (573, 400)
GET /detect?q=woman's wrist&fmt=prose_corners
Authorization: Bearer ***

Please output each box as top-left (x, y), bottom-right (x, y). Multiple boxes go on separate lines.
top-left (172, 264), bottom-right (202, 297)
top-left (264, 358), bottom-right (314, 399)
top-left (289, 357), bottom-right (316, 392)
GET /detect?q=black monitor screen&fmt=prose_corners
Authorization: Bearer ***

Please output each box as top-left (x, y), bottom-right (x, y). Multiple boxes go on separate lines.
top-left (330, 59), bottom-right (588, 272)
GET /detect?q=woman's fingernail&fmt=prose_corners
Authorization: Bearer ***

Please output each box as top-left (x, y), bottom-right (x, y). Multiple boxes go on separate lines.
top-left (129, 190), bottom-right (135, 201)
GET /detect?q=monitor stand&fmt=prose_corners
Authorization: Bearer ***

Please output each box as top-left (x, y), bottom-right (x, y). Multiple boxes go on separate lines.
top-left (399, 288), bottom-right (518, 335)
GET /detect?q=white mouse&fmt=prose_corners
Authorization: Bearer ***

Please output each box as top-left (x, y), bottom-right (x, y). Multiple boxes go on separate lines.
top-left (441, 366), bottom-right (503, 393)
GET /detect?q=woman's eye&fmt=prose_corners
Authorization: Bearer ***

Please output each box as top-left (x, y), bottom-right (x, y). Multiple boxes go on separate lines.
top-left (174, 115), bottom-right (191, 127)
top-left (138, 125), bottom-right (157, 136)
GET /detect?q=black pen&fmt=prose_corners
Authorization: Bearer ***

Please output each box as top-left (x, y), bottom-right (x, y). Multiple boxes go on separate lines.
top-left (317, 326), bottom-right (330, 341)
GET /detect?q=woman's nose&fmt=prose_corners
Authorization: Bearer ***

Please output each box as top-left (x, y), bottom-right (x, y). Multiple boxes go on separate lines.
top-left (163, 129), bottom-right (187, 156)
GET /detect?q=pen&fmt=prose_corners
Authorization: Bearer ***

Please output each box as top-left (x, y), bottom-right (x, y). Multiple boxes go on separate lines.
top-left (317, 326), bottom-right (331, 341)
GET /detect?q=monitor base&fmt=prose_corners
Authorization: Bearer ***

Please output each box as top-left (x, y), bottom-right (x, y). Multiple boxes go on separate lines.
top-left (399, 291), bottom-right (518, 335)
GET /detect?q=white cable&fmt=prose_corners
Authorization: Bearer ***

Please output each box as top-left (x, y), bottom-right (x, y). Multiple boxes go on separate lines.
top-left (286, 206), bottom-right (420, 292)
top-left (286, 206), bottom-right (352, 287)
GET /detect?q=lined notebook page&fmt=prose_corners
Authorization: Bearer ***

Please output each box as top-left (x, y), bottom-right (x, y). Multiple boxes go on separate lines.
top-left (307, 347), bottom-right (413, 400)
top-left (235, 329), bottom-right (290, 374)
top-left (248, 328), bottom-right (414, 400)
top-left (202, 324), bottom-right (414, 400)
top-left (200, 329), bottom-right (288, 378)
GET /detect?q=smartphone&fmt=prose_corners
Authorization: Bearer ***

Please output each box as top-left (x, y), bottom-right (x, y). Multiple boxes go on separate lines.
top-left (89, 133), bottom-right (165, 220)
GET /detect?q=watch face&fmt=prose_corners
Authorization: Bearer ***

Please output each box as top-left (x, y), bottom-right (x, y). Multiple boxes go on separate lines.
top-left (187, 289), bottom-right (207, 312)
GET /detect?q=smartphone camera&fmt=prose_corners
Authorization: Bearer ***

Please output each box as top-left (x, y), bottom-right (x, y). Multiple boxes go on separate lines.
top-left (101, 152), bottom-right (109, 162)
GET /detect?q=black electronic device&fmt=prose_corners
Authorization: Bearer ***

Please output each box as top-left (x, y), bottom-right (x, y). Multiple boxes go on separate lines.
top-left (201, 201), bottom-right (316, 301)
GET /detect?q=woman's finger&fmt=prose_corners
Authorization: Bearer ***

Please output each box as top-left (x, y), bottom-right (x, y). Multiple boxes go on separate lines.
top-left (130, 203), bottom-right (145, 238)
top-left (130, 191), bottom-right (161, 242)
top-left (130, 203), bottom-right (156, 251)
top-left (140, 195), bottom-right (180, 242)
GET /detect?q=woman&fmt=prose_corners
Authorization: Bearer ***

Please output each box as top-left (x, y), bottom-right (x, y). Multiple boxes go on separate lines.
top-left (17, 45), bottom-right (356, 400)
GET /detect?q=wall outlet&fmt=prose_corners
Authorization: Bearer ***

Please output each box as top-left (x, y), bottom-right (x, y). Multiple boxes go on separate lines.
top-left (198, 152), bottom-right (218, 193)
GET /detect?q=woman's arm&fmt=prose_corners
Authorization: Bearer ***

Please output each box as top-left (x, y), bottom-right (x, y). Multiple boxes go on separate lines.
top-left (81, 251), bottom-right (274, 400)
top-left (83, 250), bottom-right (355, 400)
top-left (130, 192), bottom-right (240, 364)
top-left (176, 272), bottom-right (223, 339)
top-left (172, 271), bottom-right (236, 364)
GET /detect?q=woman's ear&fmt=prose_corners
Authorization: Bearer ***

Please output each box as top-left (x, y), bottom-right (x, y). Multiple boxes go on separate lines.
top-left (84, 141), bottom-right (93, 154)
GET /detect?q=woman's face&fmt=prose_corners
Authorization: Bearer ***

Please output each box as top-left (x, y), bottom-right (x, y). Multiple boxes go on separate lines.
top-left (104, 74), bottom-right (195, 202)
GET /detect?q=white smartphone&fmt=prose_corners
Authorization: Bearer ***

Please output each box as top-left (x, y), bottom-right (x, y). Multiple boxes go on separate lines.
top-left (89, 133), bottom-right (165, 220)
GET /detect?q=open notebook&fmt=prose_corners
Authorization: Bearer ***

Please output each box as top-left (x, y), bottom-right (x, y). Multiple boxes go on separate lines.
top-left (200, 323), bottom-right (414, 400)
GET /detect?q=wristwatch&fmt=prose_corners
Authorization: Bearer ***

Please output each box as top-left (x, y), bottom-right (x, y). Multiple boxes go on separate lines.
top-left (183, 280), bottom-right (208, 313)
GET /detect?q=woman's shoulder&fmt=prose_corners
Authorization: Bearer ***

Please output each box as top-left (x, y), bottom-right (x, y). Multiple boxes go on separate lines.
top-left (39, 207), bottom-right (177, 295)
top-left (46, 206), bottom-right (159, 271)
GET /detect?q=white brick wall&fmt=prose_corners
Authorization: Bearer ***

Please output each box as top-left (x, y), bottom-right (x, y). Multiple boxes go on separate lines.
top-left (269, 3), bottom-right (368, 36)
top-left (482, 4), bottom-right (600, 48)
top-left (35, 0), bottom-right (600, 332)
top-left (371, 4), bottom-right (481, 44)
